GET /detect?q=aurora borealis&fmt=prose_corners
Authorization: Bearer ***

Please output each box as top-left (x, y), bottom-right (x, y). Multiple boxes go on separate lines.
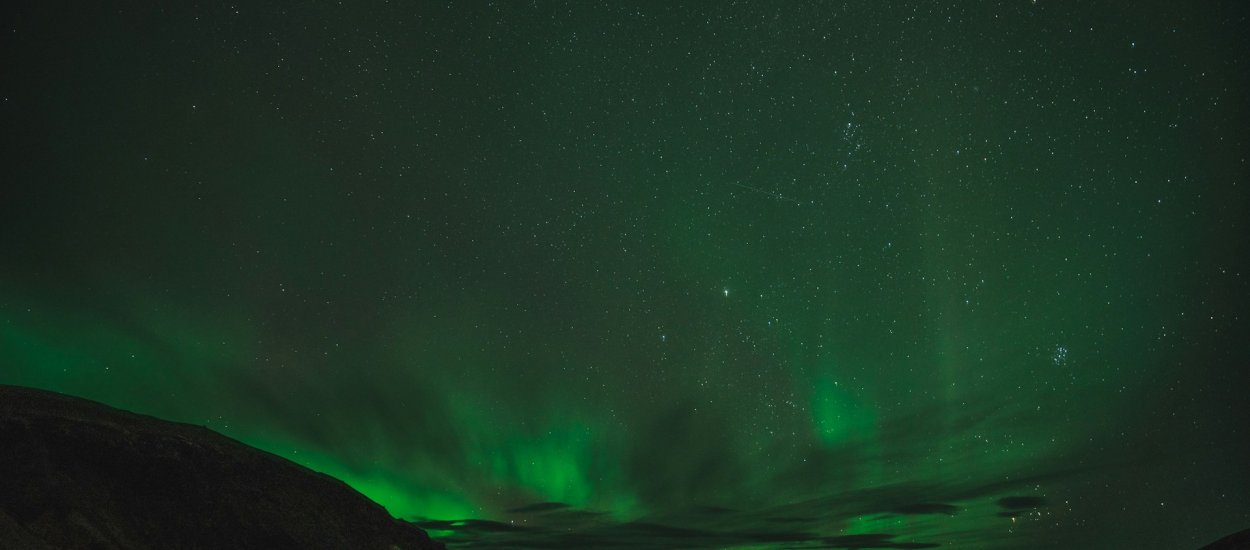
top-left (2, 1), bottom-right (1248, 548)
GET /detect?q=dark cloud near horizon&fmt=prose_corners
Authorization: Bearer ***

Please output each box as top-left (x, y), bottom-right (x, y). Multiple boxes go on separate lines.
top-left (996, 496), bottom-right (1047, 510)
top-left (418, 516), bottom-right (938, 550)
top-left (507, 502), bottom-right (570, 514)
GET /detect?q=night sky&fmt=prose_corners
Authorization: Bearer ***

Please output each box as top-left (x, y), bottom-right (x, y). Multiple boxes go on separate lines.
top-left (2, 2), bottom-right (1249, 548)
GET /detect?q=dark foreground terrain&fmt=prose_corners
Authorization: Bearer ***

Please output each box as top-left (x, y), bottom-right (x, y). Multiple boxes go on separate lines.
top-left (0, 384), bottom-right (443, 550)
top-left (1201, 528), bottom-right (1250, 550)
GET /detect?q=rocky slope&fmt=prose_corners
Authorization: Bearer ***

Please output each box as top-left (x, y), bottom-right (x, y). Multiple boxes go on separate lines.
top-left (0, 384), bottom-right (443, 550)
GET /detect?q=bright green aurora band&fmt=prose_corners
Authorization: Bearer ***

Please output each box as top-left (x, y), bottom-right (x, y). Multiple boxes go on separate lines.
top-left (2, 2), bottom-right (1248, 549)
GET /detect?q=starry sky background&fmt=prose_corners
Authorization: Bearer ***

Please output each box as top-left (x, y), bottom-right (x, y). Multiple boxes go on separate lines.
top-left (2, 2), bottom-right (1248, 548)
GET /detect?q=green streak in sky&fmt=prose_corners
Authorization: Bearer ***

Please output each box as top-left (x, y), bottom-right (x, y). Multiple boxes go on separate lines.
top-left (484, 426), bottom-right (595, 507)
top-left (810, 372), bottom-right (874, 447)
top-left (447, 390), bottom-right (638, 517)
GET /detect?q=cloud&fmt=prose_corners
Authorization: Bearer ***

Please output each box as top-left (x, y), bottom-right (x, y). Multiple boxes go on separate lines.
top-left (508, 502), bottom-right (571, 514)
top-left (417, 514), bottom-right (941, 549)
top-left (818, 534), bottom-right (942, 549)
top-left (996, 496), bottom-right (1047, 510)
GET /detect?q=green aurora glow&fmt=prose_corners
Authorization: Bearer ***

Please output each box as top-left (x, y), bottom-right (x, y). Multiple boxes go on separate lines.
top-left (2, 2), bottom-right (1248, 548)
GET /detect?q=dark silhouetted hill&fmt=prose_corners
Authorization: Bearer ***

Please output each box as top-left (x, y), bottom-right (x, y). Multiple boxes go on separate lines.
top-left (1201, 528), bottom-right (1250, 550)
top-left (0, 384), bottom-right (443, 550)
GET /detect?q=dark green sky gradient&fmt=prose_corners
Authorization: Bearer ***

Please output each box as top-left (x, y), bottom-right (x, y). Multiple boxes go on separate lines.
top-left (2, 2), bottom-right (1248, 548)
